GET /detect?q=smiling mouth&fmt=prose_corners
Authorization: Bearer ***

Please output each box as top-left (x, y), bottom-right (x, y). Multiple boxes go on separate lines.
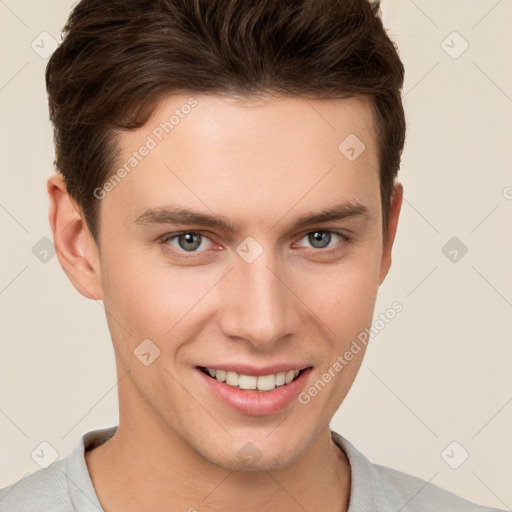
top-left (199, 366), bottom-right (310, 392)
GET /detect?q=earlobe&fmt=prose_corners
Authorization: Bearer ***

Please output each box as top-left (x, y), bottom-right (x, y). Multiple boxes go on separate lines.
top-left (378, 182), bottom-right (403, 286)
top-left (47, 173), bottom-right (103, 300)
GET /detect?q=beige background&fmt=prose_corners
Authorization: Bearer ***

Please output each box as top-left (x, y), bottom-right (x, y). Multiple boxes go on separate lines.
top-left (0, 0), bottom-right (511, 508)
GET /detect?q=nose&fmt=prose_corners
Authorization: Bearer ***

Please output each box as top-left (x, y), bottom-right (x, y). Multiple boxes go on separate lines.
top-left (217, 247), bottom-right (300, 350)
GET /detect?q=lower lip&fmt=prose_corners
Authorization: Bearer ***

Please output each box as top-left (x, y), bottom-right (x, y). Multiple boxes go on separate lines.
top-left (196, 367), bottom-right (313, 416)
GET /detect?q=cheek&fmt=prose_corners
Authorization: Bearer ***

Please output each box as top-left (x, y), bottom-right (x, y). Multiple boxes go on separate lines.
top-left (100, 229), bottom-right (382, 357)
top-left (100, 247), bottom-right (219, 355)
top-left (299, 247), bottom-right (382, 337)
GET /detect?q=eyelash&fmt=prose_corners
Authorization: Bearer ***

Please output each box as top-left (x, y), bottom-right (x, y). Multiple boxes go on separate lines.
top-left (159, 230), bottom-right (350, 260)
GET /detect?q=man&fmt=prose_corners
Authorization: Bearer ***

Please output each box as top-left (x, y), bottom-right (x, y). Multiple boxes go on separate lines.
top-left (0, 0), bottom-right (504, 510)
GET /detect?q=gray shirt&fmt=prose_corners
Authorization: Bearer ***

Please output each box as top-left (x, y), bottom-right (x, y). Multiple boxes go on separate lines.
top-left (0, 426), bottom-right (504, 511)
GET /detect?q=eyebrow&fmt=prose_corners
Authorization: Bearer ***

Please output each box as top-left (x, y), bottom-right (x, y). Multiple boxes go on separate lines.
top-left (133, 201), bottom-right (370, 232)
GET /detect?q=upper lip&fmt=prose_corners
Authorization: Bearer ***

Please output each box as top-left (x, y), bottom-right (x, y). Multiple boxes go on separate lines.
top-left (198, 363), bottom-right (312, 376)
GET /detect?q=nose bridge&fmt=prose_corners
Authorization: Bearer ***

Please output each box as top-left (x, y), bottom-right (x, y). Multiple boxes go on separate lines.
top-left (219, 244), bottom-right (297, 347)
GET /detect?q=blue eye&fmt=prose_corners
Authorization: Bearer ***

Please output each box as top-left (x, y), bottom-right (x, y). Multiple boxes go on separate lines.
top-left (162, 232), bottom-right (213, 253)
top-left (160, 229), bottom-right (349, 261)
top-left (300, 230), bottom-right (344, 250)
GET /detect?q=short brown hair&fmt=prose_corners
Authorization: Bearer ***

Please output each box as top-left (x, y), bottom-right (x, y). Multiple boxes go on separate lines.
top-left (46, 0), bottom-right (405, 246)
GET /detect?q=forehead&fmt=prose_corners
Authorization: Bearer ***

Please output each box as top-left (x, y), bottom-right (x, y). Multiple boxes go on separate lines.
top-left (146, 92), bottom-right (376, 152)
top-left (105, 93), bottom-right (380, 228)
top-left (119, 92), bottom-right (377, 161)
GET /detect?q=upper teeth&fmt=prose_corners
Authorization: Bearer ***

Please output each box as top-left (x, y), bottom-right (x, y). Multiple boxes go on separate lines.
top-left (206, 368), bottom-right (300, 391)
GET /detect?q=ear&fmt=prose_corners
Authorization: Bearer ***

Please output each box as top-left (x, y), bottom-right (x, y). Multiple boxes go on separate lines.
top-left (378, 182), bottom-right (403, 286)
top-left (47, 173), bottom-right (103, 300)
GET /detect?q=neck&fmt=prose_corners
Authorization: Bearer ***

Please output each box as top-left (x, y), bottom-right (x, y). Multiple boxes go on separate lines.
top-left (85, 385), bottom-right (351, 512)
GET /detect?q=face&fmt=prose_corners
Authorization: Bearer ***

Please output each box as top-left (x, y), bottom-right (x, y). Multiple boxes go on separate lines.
top-left (74, 94), bottom-right (400, 470)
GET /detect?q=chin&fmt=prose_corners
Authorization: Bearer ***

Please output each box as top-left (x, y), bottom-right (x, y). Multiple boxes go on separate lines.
top-left (194, 429), bottom-right (311, 472)
top-left (211, 447), bottom-right (299, 473)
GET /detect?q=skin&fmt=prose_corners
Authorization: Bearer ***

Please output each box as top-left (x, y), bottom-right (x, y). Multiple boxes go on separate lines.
top-left (48, 93), bottom-right (403, 512)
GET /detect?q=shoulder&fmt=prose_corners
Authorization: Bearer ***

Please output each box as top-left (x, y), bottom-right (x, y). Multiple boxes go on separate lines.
top-left (0, 459), bottom-right (71, 512)
top-left (370, 462), bottom-right (503, 512)
top-left (330, 430), bottom-right (505, 512)
top-left (0, 426), bottom-right (114, 512)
